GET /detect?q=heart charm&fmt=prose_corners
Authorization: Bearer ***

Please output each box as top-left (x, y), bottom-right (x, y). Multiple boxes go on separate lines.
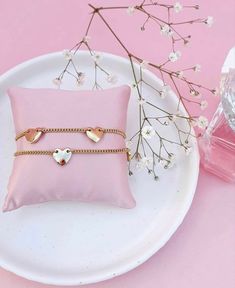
top-left (53, 148), bottom-right (72, 166)
top-left (86, 127), bottom-right (104, 143)
top-left (25, 128), bottom-right (44, 143)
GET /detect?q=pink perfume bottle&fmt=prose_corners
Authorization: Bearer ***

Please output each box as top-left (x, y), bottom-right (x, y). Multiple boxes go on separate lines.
top-left (200, 52), bottom-right (235, 183)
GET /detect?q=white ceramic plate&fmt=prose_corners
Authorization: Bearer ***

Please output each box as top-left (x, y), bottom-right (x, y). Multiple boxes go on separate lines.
top-left (0, 51), bottom-right (199, 286)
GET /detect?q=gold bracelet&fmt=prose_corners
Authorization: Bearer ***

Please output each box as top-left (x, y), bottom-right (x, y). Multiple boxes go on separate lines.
top-left (15, 127), bottom-right (126, 143)
top-left (14, 148), bottom-right (131, 166)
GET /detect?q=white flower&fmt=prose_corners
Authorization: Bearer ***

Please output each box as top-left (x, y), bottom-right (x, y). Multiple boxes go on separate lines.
top-left (169, 51), bottom-right (181, 62)
top-left (77, 72), bottom-right (85, 86)
top-left (212, 87), bottom-right (219, 96)
top-left (83, 35), bottom-right (91, 43)
top-left (184, 146), bottom-right (193, 156)
top-left (160, 24), bottom-right (174, 37)
top-left (62, 49), bottom-right (73, 60)
top-left (194, 64), bottom-right (201, 72)
top-left (162, 158), bottom-right (175, 169)
top-left (138, 98), bottom-right (146, 106)
top-left (200, 100), bottom-right (208, 110)
top-left (131, 83), bottom-right (137, 89)
top-left (140, 60), bottom-right (149, 70)
top-left (159, 159), bottom-right (167, 167)
top-left (162, 84), bottom-right (170, 92)
top-left (53, 78), bottom-right (62, 86)
top-left (190, 89), bottom-right (200, 97)
top-left (159, 92), bottom-right (166, 99)
top-left (142, 156), bottom-right (153, 167)
top-left (197, 116), bottom-right (209, 129)
top-left (174, 2), bottom-right (183, 13)
top-left (125, 140), bottom-right (133, 149)
top-left (136, 156), bottom-right (153, 169)
top-left (141, 125), bottom-right (156, 139)
top-left (176, 71), bottom-right (184, 78)
top-left (205, 16), bottom-right (214, 27)
top-left (127, 6), bottom-right (135, 15)
top-left (92, 52), bottom-right (102, 63)
top-left (106, 74), bottom-right (118, 84)
top-left (160, 85), bottom-right (170, 99)
top-left (168, 153), bottom-right (175, 161)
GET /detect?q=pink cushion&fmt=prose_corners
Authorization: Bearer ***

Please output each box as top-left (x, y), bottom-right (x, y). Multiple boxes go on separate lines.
top-left (3, 86), bottom-right (136, 212)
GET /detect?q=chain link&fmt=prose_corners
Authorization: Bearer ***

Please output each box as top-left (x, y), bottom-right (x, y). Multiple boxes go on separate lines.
top-left (15, 127), bottom-right (126, 141)
top-left (15, 148), bottom-right (130, 157)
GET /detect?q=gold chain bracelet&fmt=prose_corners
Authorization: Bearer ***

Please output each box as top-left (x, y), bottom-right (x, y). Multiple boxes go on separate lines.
top-left (15, 127), bottom-right (126, 143)
top-left (14, 148), bottom-right (131, 166)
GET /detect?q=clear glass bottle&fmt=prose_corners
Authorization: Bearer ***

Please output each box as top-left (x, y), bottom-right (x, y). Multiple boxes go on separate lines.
top-left (199, 48), bottom-right (235, 183)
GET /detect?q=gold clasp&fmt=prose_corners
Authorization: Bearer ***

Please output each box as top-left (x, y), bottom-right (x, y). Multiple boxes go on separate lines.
top-left (127, 150), bottom-right (131, 161)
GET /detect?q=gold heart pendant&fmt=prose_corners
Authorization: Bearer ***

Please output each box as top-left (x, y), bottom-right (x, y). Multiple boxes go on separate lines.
top-left (25, 128), bottom-right (44, 143)
top-left (86, 127), bottom-right (104, 143)
top-left (53, 148), bottom-right (72, 166)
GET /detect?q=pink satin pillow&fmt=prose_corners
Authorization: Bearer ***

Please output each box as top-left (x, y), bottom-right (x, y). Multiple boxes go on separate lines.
top-left (3, 86), bottom-right (136, 212)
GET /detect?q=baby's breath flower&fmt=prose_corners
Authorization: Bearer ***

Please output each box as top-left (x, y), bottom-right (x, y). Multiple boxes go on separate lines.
top-left (154, 175), bottom-right (159, 181)
top-left (174, 2), bottom-right (183, 13)
top-left (127, 6), bottom-right (135, 15)
top-left (106, 74), bottom-right (118, 84)
top-left (125, 140), bottom-right (133, 149)
top-left (176, 71), bottom-right (184, 78)
top-left (141, 125), bottom-right (156, 139)
top-left (142, 156), bottom-right (153, 167)
top-left (160, 85), bottom-right (170, 99)
top-left (159, 159), bottom-right (167, 167)
top-left (194, 64), bottom-right (201, 72)
top-left (159, 93), bottom-right (166, 99)
top-left (212, 87), bottom-right (219, 96)
top-left (160, 24), bottom-right (174, 37)
top-left (205, 16), bottom-right (214, 27)
top-left (53, 78), bottom-right (62, 86)
top-left (190, 89), bottom-right (200, 97)
top-left (184, 146), bottom-right (193, 156)
top-left (91, 52), bottom-right (102, 63)
top-left (197, 116), bottom-right (209, 129)
top-left (164, 159), bottom-right (175, 169)
top-left (83, 35), bottom-right (91, 43)
top-left (131, 83), bottom-right (137, 88)
top-left (168, 153), bottom-right (175, 161)
top-left (169, 51), bottom-right (181, 62)
top-left (136, 156), bottom-right (153, 169)
top-left (200, 100), bottom-right (208, 110)
top-left (138, 98), bottom-right (146, 106)
top-left (76, 72), bottom-right (85, 86)
top-left (62, 49), bottom-right (73, 60)
top-left (140, 60), bottom-right (149, 70)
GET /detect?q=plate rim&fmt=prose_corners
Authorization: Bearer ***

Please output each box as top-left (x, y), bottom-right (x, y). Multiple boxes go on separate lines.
top-left (0, 50), bottom-right (200, 286)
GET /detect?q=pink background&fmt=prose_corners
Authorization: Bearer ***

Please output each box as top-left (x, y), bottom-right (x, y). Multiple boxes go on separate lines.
top-left (0, 0), bottom-right (234, 287)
